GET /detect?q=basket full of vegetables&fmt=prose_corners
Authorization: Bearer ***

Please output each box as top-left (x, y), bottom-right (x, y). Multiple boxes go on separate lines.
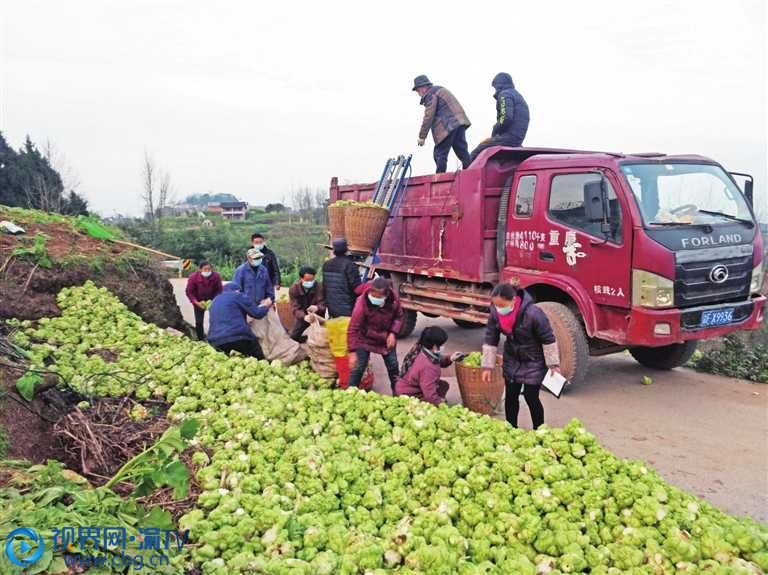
top-left (344, 201), bottom-right (390, 252)
top-left (328, 200), bottom-right (350, 240)
top-left (454, 351), bottom-right (504, 415)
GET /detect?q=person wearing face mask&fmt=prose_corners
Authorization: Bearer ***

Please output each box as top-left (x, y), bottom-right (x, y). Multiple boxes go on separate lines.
top-left (347, 276), bottom-right (404, 392)
top-left (232, 248), bottom-right (274, 310)
top-left (287, 265), bottom-right (326, 343)
top-left (207, 283), bottom-right (269, 358)
top-left (482, 282), bottom-right (561, 429)
top-left (185, 261), bottom-right (223, 341)
top-left (395, 326), bottom-right (464, 405)
top-left (251, 233), bottom-right (281, 295)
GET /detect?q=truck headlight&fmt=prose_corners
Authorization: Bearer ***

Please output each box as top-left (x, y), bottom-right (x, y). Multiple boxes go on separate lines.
top-left (751, 261), bottom-right (765, 294)
top-left (632, 269), bottom-right (674, 308)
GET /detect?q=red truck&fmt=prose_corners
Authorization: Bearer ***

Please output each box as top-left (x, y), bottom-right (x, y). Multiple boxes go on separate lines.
top-left (330, 147), bottom-right (765, 383)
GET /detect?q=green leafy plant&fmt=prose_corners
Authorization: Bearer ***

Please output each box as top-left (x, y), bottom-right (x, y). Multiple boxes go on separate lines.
top-left (11, 232), bottom-right (52, 268)
top-left (689, 335), bottom-right (768, 383)
top-left (105, 419), bottom-right (199, 498)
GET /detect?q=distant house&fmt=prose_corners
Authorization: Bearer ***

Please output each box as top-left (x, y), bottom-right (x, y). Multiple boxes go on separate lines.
top-left (206, 203), bottom-right (224, 215)
top-left (159, 203), bottom-right (198, 217)
top-left (220, 201), bottom-right (249, 221)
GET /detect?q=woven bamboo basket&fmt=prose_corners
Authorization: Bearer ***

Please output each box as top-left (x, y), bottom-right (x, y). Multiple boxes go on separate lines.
top-left (454, 356), bottom-right (504, 415)
top-left (328, 204), bottom-right (347, 240)
top-left (344, 204), bottom-right (390, 252)
top-left (275, 301), bottom-right (295, 332)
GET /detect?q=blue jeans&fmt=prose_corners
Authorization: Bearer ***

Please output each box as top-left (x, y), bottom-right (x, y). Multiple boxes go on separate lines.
top-left (349, 349), bottom-right (399, 392)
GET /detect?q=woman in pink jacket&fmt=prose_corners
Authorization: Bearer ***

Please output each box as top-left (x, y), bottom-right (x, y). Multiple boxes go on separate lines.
top-left (395, 326), bottom-right (463, 405)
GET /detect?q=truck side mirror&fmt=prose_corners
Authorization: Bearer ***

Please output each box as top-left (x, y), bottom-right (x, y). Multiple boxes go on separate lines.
top-left (744, 179), bottom-right (754, 207)
top-left (584, 181), bottom-right (605, 223)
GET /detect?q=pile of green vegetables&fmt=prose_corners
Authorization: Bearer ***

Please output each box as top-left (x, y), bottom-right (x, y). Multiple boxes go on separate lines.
top-left (8, 282), bottom-right (768, 574)
top-left (331, 200), bottom-right (388, 210)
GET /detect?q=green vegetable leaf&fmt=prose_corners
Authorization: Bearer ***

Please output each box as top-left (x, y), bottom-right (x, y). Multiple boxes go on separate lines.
top-left (16, 371), bottom-right (42, 401)
top-left (180, 418), bottom-right (199, 440)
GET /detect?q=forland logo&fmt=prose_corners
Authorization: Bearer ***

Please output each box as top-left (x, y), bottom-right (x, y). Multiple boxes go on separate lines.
top-left (680, 233), bottom-right (742, 249)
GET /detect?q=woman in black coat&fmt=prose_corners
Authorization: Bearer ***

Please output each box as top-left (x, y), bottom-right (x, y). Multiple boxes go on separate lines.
top-left (481, 283), bottom-right (561, 429)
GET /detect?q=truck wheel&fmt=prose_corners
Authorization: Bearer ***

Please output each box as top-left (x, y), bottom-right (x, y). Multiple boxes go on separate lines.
top-left (453, 319), bottom-right (484, 329)
top-left (629, 341), bottom-right (698, 370)
top-left (397, 310), bottom-right (417, 339)
top-left (537, 301), bottom-right (589, 386)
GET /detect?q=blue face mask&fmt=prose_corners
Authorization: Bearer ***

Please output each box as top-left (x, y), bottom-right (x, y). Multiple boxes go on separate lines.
top-left (368, 294), bottom-right (386, 307)
top-left (250, 260), bottom-right (262, 268)
top-left (496, 305), bottom-right (513, 316)
top-left (302, 280), bottom-right (315, 290)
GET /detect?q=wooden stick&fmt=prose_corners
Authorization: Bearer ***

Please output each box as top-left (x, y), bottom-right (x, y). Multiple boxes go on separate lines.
top-left (109, 239), bottom-right (179, 259)
top-left (22, 264), bottom-right (39, 293)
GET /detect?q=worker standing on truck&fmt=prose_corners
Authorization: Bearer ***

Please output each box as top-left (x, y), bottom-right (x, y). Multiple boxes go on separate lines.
top-left (348, 277), bottom-right (404, 392)
top-left (413, 75), bottom-right (472, 173)
top-left (208, 283), bottom-right (269, 358)
top-left (470, 72), bottom-right (530, 162)
top-left (322, 238), bottom-right (362, 318)
top-left (251, 233), bottom-right (281, 295)
top-left (185, 261), bottom-right (223, 341)
top-left (233, 248), bottom-right (274, 308)
top-left (482, 283), bottom-right (560, 429)
top-left (288, 265), bottom-right (326, 343)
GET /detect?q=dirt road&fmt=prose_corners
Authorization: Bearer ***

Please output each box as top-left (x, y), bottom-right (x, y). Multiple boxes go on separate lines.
top-left (171, 278), bottom-right (768, 521)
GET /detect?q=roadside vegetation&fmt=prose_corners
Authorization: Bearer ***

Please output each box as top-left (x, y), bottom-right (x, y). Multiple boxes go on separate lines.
top-left (116, 209), bottom-right (328, 284)
top-left (688, 326), bottom-right (768, 384)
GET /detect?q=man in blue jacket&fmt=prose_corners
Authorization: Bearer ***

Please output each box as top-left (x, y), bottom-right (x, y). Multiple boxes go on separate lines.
top-left (207, 283), bottom-right (270, 357)
top-left (232, 248), bottom-right (275, 306)
top-left (469, 72), bottom-right (530, 162)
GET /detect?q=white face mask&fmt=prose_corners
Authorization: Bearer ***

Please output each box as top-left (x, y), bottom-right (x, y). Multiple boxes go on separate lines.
top-left (201, 271), bottom-right (212, 278)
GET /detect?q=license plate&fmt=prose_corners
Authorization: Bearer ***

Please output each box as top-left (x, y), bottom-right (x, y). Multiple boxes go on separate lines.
top-left (700, 308), bottom-right (735, 327)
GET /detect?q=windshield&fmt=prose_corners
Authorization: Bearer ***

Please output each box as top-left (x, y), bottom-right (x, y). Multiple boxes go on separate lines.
top-left (620, 163), bottom-right (753, 226)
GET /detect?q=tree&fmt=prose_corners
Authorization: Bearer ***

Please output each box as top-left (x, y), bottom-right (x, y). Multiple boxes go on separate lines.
top-left (265, 203), bottom-right (287, 213)
top-left (0, 132), bottom-right (88, 215)
top-left (141, 152), bottom-right (173, 236)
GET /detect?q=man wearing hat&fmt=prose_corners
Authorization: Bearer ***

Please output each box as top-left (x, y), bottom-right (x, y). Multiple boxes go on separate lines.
top-left (413, 75), bottom-right (471, 173)
top-left (470, 72), bottom-right (530, 162)
top-left (232, 247), bottom-right (275, 309)
top-left (322, 238), bottom-right (363, 319)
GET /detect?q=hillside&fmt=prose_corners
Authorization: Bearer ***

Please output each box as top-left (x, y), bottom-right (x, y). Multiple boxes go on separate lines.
top-left (0, 206), bottom-right (185, 328)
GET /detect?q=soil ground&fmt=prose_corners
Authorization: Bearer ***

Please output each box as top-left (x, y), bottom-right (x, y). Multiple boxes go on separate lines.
top-left (172, 278), bottom-right (768, 521)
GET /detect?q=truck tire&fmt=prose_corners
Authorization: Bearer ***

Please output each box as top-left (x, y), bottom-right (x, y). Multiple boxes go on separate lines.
top-left (397, 310), bottom-right (417, 339)
top-left (537, 301), bottom-right (589, 386)
top-left (629, 341), bottom-right (698, 370)
top-left (453, 319), bottom-right (485, 329)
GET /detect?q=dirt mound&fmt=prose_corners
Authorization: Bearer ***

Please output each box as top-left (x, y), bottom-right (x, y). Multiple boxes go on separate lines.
top-left (0, 207), bottom-right (186, 330)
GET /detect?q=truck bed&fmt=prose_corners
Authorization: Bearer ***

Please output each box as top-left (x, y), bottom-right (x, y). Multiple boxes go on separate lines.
top-left (330, 169), bottom-right (507, 285)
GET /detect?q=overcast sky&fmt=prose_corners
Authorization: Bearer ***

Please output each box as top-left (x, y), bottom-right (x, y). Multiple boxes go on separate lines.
top-left (1, 0), bottom-right (766, 217)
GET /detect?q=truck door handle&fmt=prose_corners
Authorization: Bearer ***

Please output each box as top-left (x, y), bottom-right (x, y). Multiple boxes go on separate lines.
top-left (539, 251), bottom-right (555, 262)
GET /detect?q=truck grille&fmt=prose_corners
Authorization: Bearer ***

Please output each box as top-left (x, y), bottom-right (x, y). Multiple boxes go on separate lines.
top-left (674, 245), bottom-right (752, 308)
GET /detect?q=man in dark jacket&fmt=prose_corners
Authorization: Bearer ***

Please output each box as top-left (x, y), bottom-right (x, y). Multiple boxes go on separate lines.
top-left (251, 233), bottom-right (281, 292)
top-left (288, 265), bottom-right (326, 343)
top-left (348, 277), bottom-right (404, 392)
top-left (207, 283), bottom-right (270, 357)
top-left (470, 72), bottom-right (530, 162)
top-left (413, 75), bottom-right (471, 173)
top-left (322, 238), bottom-right (362, 318)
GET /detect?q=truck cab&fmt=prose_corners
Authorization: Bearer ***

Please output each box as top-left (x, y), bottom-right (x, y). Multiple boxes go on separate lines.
top-left (330, 147), bottom-right (765, 383)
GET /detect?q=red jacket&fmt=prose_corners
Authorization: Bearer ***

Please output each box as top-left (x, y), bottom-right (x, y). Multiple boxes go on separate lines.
top-left (395, 350), bottom-right (450, 405)
top-left (347, 283), bottom-right (404, 354)
top-left (185, 271), bottom-right (223, 307)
